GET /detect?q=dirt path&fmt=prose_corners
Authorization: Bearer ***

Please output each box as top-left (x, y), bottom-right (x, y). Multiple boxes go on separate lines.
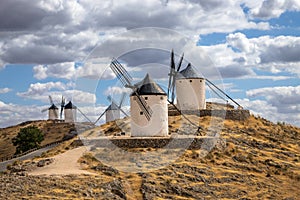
top-left (0, 143), bottom-right (59, 172)
top-left (29, 147), bottom-right (96, 176)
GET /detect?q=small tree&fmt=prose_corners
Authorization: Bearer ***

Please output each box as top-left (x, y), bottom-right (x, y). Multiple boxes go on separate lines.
top-left (12, 125), bottom-right (44, 155)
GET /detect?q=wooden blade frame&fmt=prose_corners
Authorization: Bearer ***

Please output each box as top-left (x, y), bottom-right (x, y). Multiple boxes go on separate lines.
top-left (109, 58), bottom-right (152, 121)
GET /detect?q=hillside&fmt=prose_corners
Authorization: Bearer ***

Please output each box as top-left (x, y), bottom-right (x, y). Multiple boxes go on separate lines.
top-left (0, 115), bottom-right (299, 199)
top-left (0, 120), bottom-right (76, 160)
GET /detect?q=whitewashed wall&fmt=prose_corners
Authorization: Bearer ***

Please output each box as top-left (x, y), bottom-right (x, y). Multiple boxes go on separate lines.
top-left (64, 109), bottom-right (77, 123)
top-left (48, 109), bottom-right (58, 120)
top-left (106, 109), bottom-right (120, 122)
top-left (176, 78), bottom-right (206, 110)
top-left (130, 95), bottom-right (168, 137)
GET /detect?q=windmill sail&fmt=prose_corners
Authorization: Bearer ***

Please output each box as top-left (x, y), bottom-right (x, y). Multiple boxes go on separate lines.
top-left (107, 93), bottom-right (129, 117)
top-left (94, 93), bottom-right (129, 125)
top-left (205, 79), bottom-right (242, 109)
top-left (94, 110), bottom-right (106, 124)
top-left (167, 50), bottom-right (176, 102)
top-left (167, 50), bottom-right (202, 131)
top-left (110, 58), bottom-right (133, 87)
top-left (41, 95), bottom-right (58, 119)
top-left (109, 58), bottom-right (152, 121)
top-left (77, 107), bottom-right (93, 123)
top-left (167, 50), bottom-right (185, 103)
top-left (60, 96), bottom-right (65, 119)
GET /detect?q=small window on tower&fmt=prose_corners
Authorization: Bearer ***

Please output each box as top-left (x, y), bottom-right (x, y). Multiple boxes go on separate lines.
top-left (160, 96), bottom-right (164, 100)
top-left (140, 111), bottom-right (143, 115)
top-left (200, 80), bottom-right (202, 82)
top-left (145, 97), bottom-right (148, 100)
top-left (190, 80), bottom-right (193, 82)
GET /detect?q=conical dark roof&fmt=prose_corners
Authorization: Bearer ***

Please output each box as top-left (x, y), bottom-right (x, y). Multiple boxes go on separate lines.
top-left (178, 64), bottom-right (201, 79)
top-left (107, 102), bottom-right (119, 111)
top-left (64, 101), bottom-right (77, 109)
top-left (49, 104), bottom-right (58, 110)
top-left (132, 74), bottom-right (166, 96)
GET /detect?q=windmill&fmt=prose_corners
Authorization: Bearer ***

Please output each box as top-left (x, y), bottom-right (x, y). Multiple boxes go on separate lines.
top-left (64, 100), bottom-right (93, 123)
top-left (109, 58), bottom-right (168, 137)
top-left (41, 95), bottom-right (59, 120)
top-left (167, 50), bottom-right (203, 131)
top-left (94, 93), bottom-right (129, 124)
top-left (110, 58), bottom-right (152, 121)
top-left (175, 60), bottom-right (206, 111)
top-left (169, 49), bottom-right (243, 111)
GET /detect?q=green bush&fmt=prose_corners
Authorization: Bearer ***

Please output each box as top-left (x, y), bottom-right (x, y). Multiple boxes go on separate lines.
top-left (12, 126), bottom-right (44, 155)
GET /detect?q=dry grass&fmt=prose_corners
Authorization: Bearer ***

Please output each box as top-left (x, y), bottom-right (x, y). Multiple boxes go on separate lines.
top-left (0, 120), bottom-right (75, 159)
top-left (1, 114), bottom-right (300, 199)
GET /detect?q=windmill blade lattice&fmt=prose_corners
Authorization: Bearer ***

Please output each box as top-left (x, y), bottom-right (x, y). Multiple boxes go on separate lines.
top-left (118, 92), bottom-right (126, 107)
top-left (205, 78), bottom-right (242, 109)
top-left (110, 58), bottom-right (133, 87)
top-left (77, 107), bottom-right (93, 123)
top-left (49, 95), bottom-right (54, 105)
top-left (171, 53), bottom-right (184, 103)
top-left (109, 58), bottom-right (152, 121)
top-left (60, 96), bottom-right (65, 119)
top-left (167, 50), bottom-right (202, 131)
top-left (94, 110), bottom-right (106, 124)
top-left (167, 50), bottom-right (176, 102)
top-left (107, 94), bottom-right (129, 117)
top-left (41, 108), bottom-right (48, 113)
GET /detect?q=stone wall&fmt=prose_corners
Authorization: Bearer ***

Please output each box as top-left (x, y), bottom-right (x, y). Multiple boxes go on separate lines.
top-left (168, 109), bottom-right (250, 121)
top-left (82, 136), bottom-right (222, 150)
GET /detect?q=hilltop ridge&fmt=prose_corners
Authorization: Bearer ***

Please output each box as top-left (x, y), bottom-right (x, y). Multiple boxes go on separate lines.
top-left (0, 120), bottom-right (76, 160)
top-left (0, 114), bottom-right (299, 199)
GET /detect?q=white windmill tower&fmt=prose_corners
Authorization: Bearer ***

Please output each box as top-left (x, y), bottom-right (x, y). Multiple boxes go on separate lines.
top-left (64, 101), bottom-right (77, 123)
top-left (110, 59), bottom-right (168, 137)
top-left (130, 73), bottom-right (168, 137)
top-left (48, 104), bottom-right (59, 120)
top-left (168, 50), bottom-right (243, 111)
top-left (94, 93), bottom-right (128, 124)
top-left (41, 95), bottom-right (59, 120)
top-left (176, 63), bottom-right (206, 111)
top-left (167, 50), bottom-right (206, 111)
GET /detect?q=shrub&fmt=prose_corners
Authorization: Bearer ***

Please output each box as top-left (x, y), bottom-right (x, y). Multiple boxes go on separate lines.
top-left (12, 126), bottom-right (44, 155)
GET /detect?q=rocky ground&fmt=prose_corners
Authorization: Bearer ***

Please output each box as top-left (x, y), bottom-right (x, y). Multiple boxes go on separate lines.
top-left (0, 115), bottom-right (299, 199)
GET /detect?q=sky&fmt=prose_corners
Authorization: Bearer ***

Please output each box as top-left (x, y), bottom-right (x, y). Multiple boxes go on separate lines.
top-left (0, 0), bottom-right (299, 128)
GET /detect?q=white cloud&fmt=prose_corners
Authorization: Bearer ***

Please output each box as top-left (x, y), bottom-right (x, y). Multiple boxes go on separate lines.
top-left (77, 58), bottom-right (115, 80)
top-left (17, 82), bottom-right (67, 98)
top-left (226, 33), bottom-right (300, 65)
top-left (197, 33), bottom-right (300, 78)
top-left (65, 90), bottom-right (96, 105)
top-left (33, 59), bottom-right (115, 80)
top-left (238, 98), bottom-right (299, 126)
top-left (0, 100), bottom-right (46, 128)
top-left (245, 85), bottom-right (300, 126)
top-left (248, 0), bottom-right (300, 19)
top-left (243, 75), bottom-right (292, 81)
top-left (0, 0), bottom-right (272, 66)
top-left (104, 86), bottom-right (132, 96)
top-left (246, 85), bottom-right (300, 108)
top-left (226, 32), bottom-right (255, 53)
top-left (16, 81), bottom-right (96, 104)
top-left (0, 87), bottom-right (12, 94)
top-left (33, 62), bottom-right (76, 80)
